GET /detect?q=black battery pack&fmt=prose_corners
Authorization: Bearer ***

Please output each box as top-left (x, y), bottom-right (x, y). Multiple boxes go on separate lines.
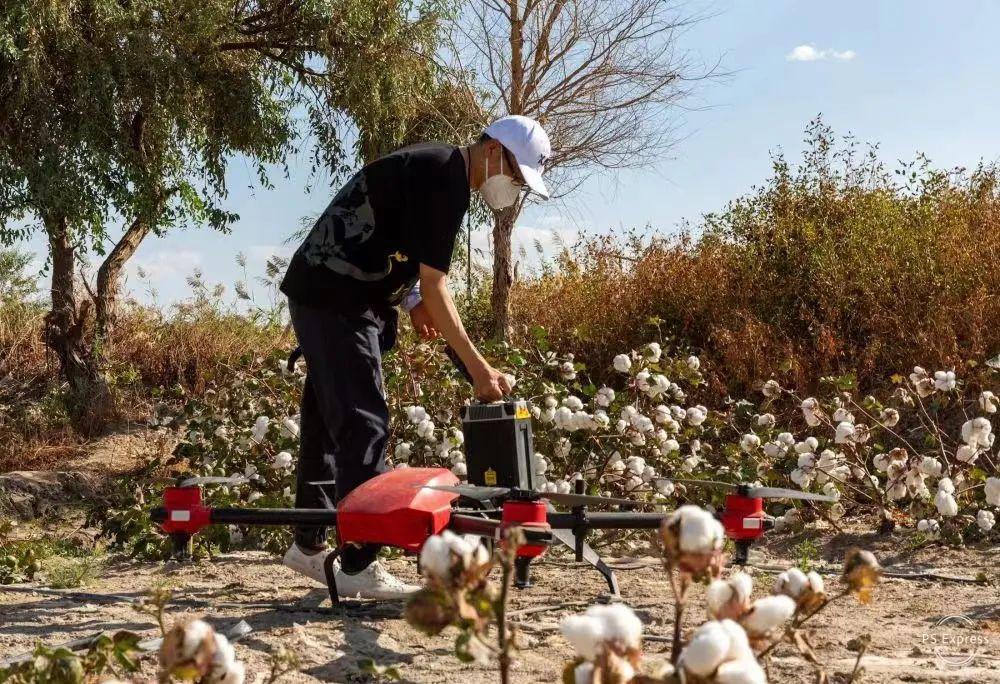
top-left (461, 401), bottom-right (535, 490)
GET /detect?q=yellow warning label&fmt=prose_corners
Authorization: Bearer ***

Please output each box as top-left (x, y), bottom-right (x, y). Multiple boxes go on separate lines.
top-left (515, 404), bottom-right (530, 419)
top-left (484, 468), bottom-right (498, 485)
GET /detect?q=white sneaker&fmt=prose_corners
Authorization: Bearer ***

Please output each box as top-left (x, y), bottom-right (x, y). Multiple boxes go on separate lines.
top-left (335, 560), bottom-right (421, 600)
top-left (283, 543), bottom-right (338, 585)
top-left (282, 545), bottom-right (420, 600)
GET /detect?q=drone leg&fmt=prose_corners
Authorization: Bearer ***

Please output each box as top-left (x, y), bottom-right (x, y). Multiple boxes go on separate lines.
top-left (514, 557), bottom-right (533, 588)
top-left (169, 533), bottom-right (192, 561)
top-left (549, 522), bottom-right (621, 597)
top-left (324, 547), bottom-right (342, 608)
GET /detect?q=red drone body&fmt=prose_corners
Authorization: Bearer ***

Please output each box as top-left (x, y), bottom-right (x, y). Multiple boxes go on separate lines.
top-left (720, 492), bottom-right (768, 542)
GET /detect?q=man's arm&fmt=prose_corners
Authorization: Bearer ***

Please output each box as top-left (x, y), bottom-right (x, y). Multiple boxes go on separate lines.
top-left (418, 264), bottom-right (511, 401)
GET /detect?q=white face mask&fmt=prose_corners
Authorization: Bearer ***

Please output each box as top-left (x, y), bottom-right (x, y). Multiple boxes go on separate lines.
top-left (480, 152), bottom-right (522, 210)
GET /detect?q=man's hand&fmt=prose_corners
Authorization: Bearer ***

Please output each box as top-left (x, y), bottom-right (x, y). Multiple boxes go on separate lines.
top-left (408, 302), bottom-right (440, 340)
top-left (472, 362), bottom-right (513, 402)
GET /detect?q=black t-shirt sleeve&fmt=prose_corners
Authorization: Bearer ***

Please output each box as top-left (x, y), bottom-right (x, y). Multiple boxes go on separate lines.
top-left (407, 152), bottom-right (467, 273)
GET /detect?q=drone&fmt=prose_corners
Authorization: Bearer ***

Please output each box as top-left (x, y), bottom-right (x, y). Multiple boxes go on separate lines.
top-left (152, 397), bottom-right (833, 605)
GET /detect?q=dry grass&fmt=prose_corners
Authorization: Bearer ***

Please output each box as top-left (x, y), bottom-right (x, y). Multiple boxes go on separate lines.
top-left (512, 126), bottom-right (1000, 394)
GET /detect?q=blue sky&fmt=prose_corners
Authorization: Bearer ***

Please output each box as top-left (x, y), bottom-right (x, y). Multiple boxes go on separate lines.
top-left (20, 0), bottom-right (1000, 306)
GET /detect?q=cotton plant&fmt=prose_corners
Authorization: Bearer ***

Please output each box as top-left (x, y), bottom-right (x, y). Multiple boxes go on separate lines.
top-left (158, 619), bottom-right (246, 684)
top-left (406, 528), bottom-right (524, 680)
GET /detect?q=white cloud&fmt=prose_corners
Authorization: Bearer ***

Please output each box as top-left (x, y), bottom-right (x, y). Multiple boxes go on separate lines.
top-left (786, 44), bottom-right (856, 62)
top-left (466, 214), bottom-right (581, 275)
top-left (128, 249), bottom-right (203, 283)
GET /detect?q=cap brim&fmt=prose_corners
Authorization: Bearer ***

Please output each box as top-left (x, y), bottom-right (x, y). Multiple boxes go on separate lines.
top-left (518, 163), bottom-right (549, 199)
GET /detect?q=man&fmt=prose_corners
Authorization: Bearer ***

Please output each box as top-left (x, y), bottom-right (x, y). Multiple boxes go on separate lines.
top-left (279, 115), bottom-right (551, 598)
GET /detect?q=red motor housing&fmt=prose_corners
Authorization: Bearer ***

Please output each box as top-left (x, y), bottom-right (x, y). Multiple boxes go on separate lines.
top-left (501, 500), bottom-right (551, 558)
top-left (337, 467), bottom-right (459, 553)
top-left (160, 486), bottom-right (212, 535)
top-left (721, 494), bottom-right (766, 541)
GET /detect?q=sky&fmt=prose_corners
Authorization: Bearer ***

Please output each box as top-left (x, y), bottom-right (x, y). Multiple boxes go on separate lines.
top-left (17, 0), bottom-right (1000, 307)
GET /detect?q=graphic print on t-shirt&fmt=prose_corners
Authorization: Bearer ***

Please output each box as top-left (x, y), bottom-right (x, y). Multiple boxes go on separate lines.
top-left (302, 171), bottom-right (396, 282)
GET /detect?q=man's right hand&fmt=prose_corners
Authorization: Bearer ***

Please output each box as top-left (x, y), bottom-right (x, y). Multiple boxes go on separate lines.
top-left (472, 363), bottom-right (512, 402)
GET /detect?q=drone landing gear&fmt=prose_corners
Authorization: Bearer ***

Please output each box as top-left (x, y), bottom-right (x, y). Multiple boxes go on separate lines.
top-left (732, 540), bottom-right (753, 566)
top-left (323, 547), bottom-right (342, 608)
top-left (549, 528), bottom-right (620, 596)
top-left (169, 533), bottom-right (193, 560)
top-left (514, 557), bottom-right (533, 588)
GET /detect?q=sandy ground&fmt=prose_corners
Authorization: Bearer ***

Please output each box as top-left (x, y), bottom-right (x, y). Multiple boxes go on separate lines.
top-left (2, 527), bottom-right (999, 683)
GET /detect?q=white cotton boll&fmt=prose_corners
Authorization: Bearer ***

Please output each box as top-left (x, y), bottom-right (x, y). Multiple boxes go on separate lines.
top-left (740, 434), bottom-right (761, 453)
top-left (417, 419), bottom-right (436, 440)
top-left (796, 452), bottom-right (817, 469)
top-left (756, 413), bottom-right (776, 428)
top-left (687, 355), bottom-right (701, 371)
top-left (687, 405), bottom-right (708, 426)
top-left (628, 433), bottom-right (646, 446)
top-left (681, 455), bottom-right (701, 472)
top-left (530, 405), bottom-right (541, 419)
top-left (177, 619), bottom-right (214, 661)
top-left (835, 421), bottom-right (856, 444)
top-left (280, 416), bottom-right (300, 439)
top-left (564, 395), bottom-right (584, 411)
top-left (208, 633), bottom-right (237, 683)
top-left (560, 361), bottom-right (577, 381)
top-left (777, 432), bottom-right (795, 447)
top-left (790, 469), bottom-right (812, 488)
top-left (816, 449), bottom-right (841, 469)
top-left (653, 405), bottom-right (670, 425)
top-left (917, 518), bottom-right (940, 538)
top-left (419, 535), bottom-right (452, 580)
top-left (762, 442), bottom-right (783, 458)
top-left (673, 505), bottom-right (724, 553)
top-left (880, 408), bottom-right (900, 427)
top-left (832, 407), bottom-right (854, 424)
top-left (762, 379), bottom-right (781, 398)
top-left (626, 456), bottom-right (646, 475)
top-left (977, 510), bottom-right (995, 532)
top-left (448, 450), bottom-right (465, 465)
top-left (541, 407), bottom-right (556, 424)
top-left (642, 466), bottom-right (658, 483)
top-left (561, 615), bottom-right (604, 660)
top-left (719, 618), bottom-right (753, 662)
top-left (661, 439), bottom-right (680, 455)
top-left (979, 391), bottom-right (998, 414)
top-left (741, 595), bottom-right (796, 636)
top-left (822, 482), bottom-right (841, 501)
top-left (938, 477), bottom-right (955, 494)
top-left (595, 387), bottom-right (616, 408)
top-left (919, 457), bottom-right (943, 477)
top-left (986, 477), bottom-right (1000, 506)
top-left (773, 568), bottom-right (808, 599)
top-left (545, 395), bottom-right (559, 409)
top-left (706, 574), bottom-right (753, 620)
top-left (573, 662), bottom-right (594, 684)
top-left (961, 417), bottom-right (993, 449)
top-left (806, 571), bottom-right (825, 595)
top-left (656, 479), bottom-right (675, 496)
top-left (635, 371), bottom-right (651, 392)
top-left (271, 451), bottom-right (293, 470)
top-left (956, 445), bottom-right (980, 464)
top-left (588, 603), bottom-right (643, 650)
top-left (633, 415), bottom-right (655, 433)
top-left (887, 482), bottom-right (907, 501)
top-left (800, 398), bottom-right (822, 427)
top-left (795, 437), bottom-right (819, 454)
top-left (532, 453), bottom-right (549, 475)
top-left (715, 659), bottom-right (767, 684)
top-left (933, 370), bottom-right (956, 392)
top-left (679, 621), bottom-right (730, 677)
top-left (405, 406), bottom-right (428, 424)
top-left (394, 442), bottom-right (413, 460)
top-left (648, 374), bottom-right (671, 398)
top-left (251, 416), bottom-right (270, 443)
top-left (556, 480), bottom-right (573, 495)
top-left (669, 405), bottom-right (686, 421)
top-left (554, 406), bottom-right (574, 430)
top-left (644, 342), bottom-right (663, 362)
top-left (935, 490), bottom-right (958, 517)
top-left (613, 354), bottom-right (632, 373)
top-left (451, 462), bottom-right (467, 478)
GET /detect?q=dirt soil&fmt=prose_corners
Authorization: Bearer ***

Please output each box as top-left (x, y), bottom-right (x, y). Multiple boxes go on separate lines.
top-left (2, 525), bottom-right (999, 683)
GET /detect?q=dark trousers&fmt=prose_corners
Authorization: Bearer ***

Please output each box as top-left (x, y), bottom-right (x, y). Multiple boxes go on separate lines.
top-left (288, 300), bottom-right (397, 573)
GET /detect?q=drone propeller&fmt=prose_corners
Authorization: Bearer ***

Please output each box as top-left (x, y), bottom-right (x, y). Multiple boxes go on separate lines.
top-left (179, 475), bottom-right (249, 488)
top-left (420, 484), bottom-right (652, 508)
top-left (665, 479), bottom-right (837, 503)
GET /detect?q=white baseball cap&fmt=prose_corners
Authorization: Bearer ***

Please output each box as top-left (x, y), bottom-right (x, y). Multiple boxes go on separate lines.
top-left (483, 115), bottom-right (551, 199)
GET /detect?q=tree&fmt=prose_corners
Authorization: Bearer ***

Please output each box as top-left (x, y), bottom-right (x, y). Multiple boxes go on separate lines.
top-left (0, 247), bottom-right (37, 304)
top-left (0, 0), bottom-right (469, 425)
top-left (446, 0), bottom-right (710, 339)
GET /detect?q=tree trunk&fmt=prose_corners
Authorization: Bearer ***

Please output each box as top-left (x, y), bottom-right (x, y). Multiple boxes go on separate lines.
top-left (490, 206), bottom-right (517, 341)
top-left (95, 213), bottom-right (154, 341)
top-left (44, 214), bottom-right (112, 431)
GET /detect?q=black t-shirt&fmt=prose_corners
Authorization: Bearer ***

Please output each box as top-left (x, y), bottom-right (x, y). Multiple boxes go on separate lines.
top-left (280, 142), bottom-right (470, 311)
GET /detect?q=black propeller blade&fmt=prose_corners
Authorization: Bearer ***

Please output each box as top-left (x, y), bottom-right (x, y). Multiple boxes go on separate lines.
top-left (666, 478), bottom-right (837, 503)
top-left (419, 484), bottom-right (651, 508)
